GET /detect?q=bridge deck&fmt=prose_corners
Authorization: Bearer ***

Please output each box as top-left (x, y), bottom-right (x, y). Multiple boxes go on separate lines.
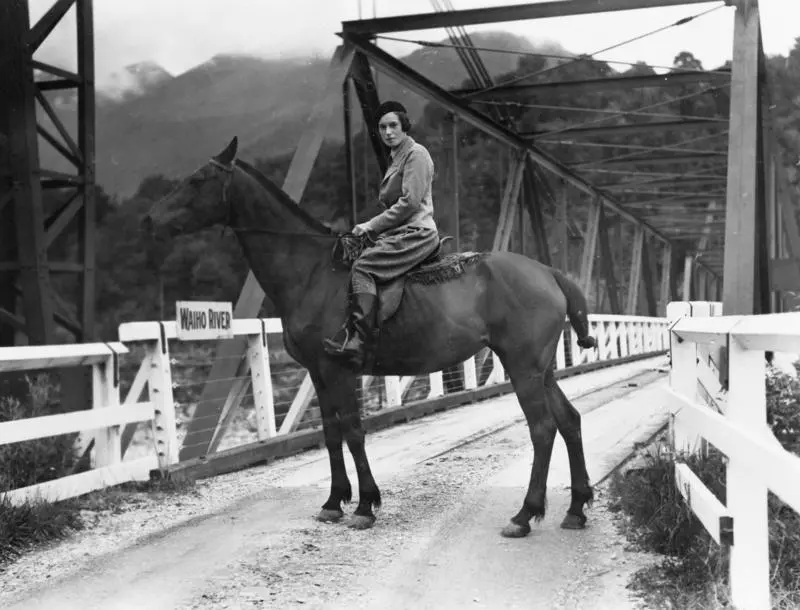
top-left (1, 356), bottom-right (672, 610)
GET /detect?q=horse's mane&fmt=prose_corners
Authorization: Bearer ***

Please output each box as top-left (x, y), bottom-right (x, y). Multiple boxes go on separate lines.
top-left (234, 158), bottom-right (334, 235)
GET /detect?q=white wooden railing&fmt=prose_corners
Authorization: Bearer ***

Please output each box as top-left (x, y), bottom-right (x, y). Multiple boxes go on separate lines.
top-left (667, 301), bottom-right (800, 610)
top-left (117, 314), bottom-right (669, 459)
top-left (0, 313), bottom-right (669, 507)
top-left (0, 342), bottom-right (158, 506)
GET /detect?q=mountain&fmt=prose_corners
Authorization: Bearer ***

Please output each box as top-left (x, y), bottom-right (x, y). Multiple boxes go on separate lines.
top-left (35, 32), bottom-right (561, 198)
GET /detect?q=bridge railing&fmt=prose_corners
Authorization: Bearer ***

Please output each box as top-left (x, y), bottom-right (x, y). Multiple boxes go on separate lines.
top-left (0, 342), bottom-right (158, 506)
top-left (116, 313), bottom-right (669, 478)
top-left (0, 313), bottom-right (669, 505)
top-left (668, 302), bottom-right (800, 610)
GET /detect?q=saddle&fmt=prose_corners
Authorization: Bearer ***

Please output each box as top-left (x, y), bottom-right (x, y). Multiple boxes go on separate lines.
top-left (332, 233), bottom-right (488, 326)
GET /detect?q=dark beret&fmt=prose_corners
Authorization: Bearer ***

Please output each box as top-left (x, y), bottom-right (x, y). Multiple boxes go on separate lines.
top-left (376, 101), bottom-right (407, 122)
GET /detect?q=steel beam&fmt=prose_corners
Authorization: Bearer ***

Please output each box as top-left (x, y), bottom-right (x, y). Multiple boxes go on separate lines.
top-left (522, 160), bottom-right (553, 266)
top-left (597, 206), bottom-right (621, 313)
top-left (350, 52), bottom-right (389, 175)
top-left (341, 0), bottom-right (718, 34)
top-left (343, 34), bottom-right (677, 247)
top-left (722, 0), bottom-right (766, 316)
top-left (579, 199), bottom-right (601, 298)
top-left (180, 44), bottom-right (356, 461)
top-left (454, 71), bottom-right (730, 99)
top-left (626, 226), bottom-right (644, 314)
top-left (572, 153), bottom-right (726, 168)
top-left (525, 119), bottom-right (726, 140)
top-left (1, 0), bottom-right (55, 344)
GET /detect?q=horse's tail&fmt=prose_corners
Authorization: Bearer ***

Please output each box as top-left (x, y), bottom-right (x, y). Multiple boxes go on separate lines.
top-left (551, 269), bottom-right (597, 350)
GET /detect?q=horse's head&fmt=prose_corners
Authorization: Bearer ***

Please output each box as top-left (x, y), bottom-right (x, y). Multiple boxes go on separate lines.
top-left (142, 136), bottom-right (239, 270)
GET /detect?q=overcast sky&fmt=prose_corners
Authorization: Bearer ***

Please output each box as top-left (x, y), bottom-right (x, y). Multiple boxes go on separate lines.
top-left (29, 0), bottom-right (800, 91)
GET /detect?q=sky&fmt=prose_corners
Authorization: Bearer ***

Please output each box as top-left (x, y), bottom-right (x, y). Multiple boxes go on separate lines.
top-left (28, 0), bottom-right (800, 92)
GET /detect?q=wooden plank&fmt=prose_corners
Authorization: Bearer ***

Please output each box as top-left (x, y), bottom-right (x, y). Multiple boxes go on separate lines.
top-left (722, 0), bottom-right (763, 316)
top-left (729, 311), bottom-right (800, 354)
top-left (726, 329), bottom-right (770, 609)
top-left (674, 463), bottom-right (732, 546)
top-left (342, 0), bottom-right (715, 33)
top-left (179, 45), bottom-right (355, 461)
top-left (0, 456), bottom-right (157, 507)
top-left (278, 373), bottom-right (316, 435)
top-left (0, 403), bottom-right (153, 446)
top-left (0, 341), bottom-right (128, 372)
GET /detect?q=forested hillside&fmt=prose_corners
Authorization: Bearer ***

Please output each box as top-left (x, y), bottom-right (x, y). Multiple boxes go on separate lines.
top-left (54, 36), bottom-right (800, 340)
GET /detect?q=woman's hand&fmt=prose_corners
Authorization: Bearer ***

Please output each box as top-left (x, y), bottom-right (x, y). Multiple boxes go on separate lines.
top-left (352, 223), bottom-right (369, 236)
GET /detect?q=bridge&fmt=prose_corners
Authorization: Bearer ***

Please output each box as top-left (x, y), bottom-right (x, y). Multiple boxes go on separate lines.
top-left (1, 1), bottom-right (799, 609)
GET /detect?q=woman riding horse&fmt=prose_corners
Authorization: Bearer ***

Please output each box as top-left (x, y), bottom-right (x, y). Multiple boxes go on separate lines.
top-left (323, 101), bottom-right (440, 369)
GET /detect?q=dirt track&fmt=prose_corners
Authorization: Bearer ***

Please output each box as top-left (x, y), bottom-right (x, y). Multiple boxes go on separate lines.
top-left (1, 357), bottom-right (670, 610)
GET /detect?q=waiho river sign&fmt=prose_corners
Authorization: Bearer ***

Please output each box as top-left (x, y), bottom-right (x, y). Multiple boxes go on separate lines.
top-left (176, 301), bottom-right (234, 340)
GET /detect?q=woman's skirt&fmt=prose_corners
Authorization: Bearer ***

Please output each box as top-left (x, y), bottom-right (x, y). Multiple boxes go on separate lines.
top-left (353, 225), bottom-right (440, 285)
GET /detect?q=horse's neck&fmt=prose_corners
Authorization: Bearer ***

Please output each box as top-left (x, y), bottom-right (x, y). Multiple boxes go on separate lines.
top-left (230, 172), bottom-right (332, 318)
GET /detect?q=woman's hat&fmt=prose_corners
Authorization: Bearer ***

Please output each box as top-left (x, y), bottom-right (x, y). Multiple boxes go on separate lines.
top-left (376, 101), bottom-right (407, 122)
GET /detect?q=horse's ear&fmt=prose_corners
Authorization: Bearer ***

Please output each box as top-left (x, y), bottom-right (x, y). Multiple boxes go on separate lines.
top-left (213, 136), bottom-right (238, 166)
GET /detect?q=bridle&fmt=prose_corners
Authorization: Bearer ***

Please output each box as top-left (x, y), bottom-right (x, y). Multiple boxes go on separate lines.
top-left (206, 158), bottom-right (363, 258)
top-left (209, 157), bottom-right (236, 231)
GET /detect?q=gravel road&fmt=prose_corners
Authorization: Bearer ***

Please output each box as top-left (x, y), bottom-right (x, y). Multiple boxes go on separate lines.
top-left (0, 357), bottom-right (670, 610)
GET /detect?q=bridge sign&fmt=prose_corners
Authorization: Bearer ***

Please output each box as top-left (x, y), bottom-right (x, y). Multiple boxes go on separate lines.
top-left (175, 301), bottom-right (234, 341)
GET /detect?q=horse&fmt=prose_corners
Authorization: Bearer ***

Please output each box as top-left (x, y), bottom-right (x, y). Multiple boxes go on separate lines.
top-left (142, 136), bottom-right (598, 538)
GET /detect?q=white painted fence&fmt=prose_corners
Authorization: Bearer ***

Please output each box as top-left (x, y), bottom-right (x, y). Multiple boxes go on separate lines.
top-left (0, 342), bottom-right (158, 506)
top-left (117, 313), bottom-right (669, 461)
top-left (668, 301), bottom-right (800, 610)
top-left (0, 313), bottom-right (668, 507)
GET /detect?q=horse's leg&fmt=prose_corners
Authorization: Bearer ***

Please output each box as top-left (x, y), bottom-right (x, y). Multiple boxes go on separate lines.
top-left (500, 359), bottom-right (558, 538)
top-left (548, 377), bottom-right (594, 529)
top-left (323, 366), bottom-right (381, 530)
top-left (312, 374), bottom-right (352, 523)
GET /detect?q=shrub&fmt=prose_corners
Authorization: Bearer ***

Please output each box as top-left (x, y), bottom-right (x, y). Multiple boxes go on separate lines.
top-left (608, 361), bottom-right (800, 608)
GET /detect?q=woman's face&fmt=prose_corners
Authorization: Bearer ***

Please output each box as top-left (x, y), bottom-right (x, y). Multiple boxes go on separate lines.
top-left (378, 112), bottom-right (407, 149)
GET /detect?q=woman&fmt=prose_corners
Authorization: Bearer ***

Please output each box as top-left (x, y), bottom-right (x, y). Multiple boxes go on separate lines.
top-left (323, 100), bottom-right (440, 369)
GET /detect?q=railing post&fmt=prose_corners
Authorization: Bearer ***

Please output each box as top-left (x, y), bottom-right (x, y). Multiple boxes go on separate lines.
top-left (247, 322), bottom-right (277, 439)
top-left (385, 376), bottom-right (402, 407)
top-left (667, 302), bottom-right (699, 454)
top-left (463, 356), bottom-right (477, 390)
top-left (147, 332), bottom-right (178, 470)
top-left (726, 333), bottom-right (770, 609)
top-left (91, 351), bottom-right (121, 468)
top-left (428, 371), bottom-right (444, 398)
top-left (555, 329), bottom-right (566, 370)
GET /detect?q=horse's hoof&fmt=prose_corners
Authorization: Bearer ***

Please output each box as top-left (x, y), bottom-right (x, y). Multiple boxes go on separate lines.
top-left (347, 514), bottom-right (376, 530)
top-left (560, 514), bottom-right (587, 530)
top-left (316, 509), bottom-right (344, 523)
top-left (501, 521), bottom-right (531, 538)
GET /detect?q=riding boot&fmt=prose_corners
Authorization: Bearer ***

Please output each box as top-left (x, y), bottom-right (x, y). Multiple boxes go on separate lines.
top-left (323, 292), bottom-right (378, 369)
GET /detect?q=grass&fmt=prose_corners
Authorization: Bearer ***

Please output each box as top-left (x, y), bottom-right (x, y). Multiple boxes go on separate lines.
top-left (0, 373), bottom-right (197, 569)
top-left (608, 361), bottom-right (800, 609)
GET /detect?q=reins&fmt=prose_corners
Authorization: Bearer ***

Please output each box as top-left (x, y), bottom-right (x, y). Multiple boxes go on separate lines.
top-left (210, 156), bottom-right (376, 269)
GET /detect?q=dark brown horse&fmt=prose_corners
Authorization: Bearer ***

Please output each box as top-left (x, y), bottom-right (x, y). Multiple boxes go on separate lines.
top-left (143, 137), bottom-right (597, 537)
